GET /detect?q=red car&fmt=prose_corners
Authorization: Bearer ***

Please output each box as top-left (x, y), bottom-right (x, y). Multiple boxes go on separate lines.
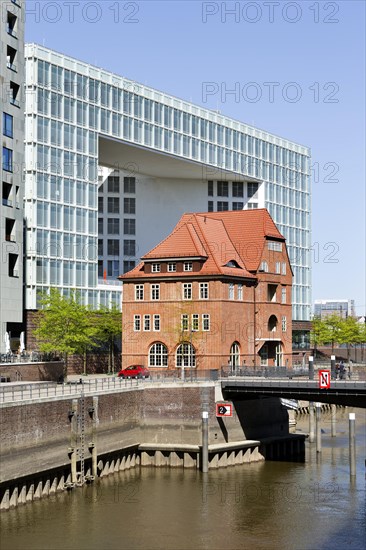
top-left (117, 365), bottom-right (150, 379)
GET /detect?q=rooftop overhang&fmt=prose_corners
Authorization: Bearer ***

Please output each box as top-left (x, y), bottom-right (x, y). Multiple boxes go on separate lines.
top-left (98, 135), bottom-right (259, 181)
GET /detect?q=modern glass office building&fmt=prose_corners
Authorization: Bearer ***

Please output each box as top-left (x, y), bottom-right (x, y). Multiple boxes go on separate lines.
top-left (24, 44), bottom-right (311, 325)
top-left (0, 0), bottom-right (25, 354)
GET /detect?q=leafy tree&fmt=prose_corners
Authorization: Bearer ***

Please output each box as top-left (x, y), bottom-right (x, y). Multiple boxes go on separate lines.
top-left (323, 313), bottom-right (343, 354)
top-left (34, 289), bottom-right (98, 378)
top-left (92, 305), bottom-right (122, 374)
top-left (310, 316), bottom-right (329, 357)
top-left (338, 316), bottom-right (365, 363)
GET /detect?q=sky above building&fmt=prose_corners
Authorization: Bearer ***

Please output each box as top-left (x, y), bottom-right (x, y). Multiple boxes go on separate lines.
top-left (24, 0), bottom-right (366, 316)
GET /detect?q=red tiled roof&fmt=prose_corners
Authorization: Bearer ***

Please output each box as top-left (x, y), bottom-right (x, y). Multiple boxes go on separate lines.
top-left (120, 209), bottom-right (285, 280)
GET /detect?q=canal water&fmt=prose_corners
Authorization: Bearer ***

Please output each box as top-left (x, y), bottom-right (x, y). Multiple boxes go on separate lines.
top-left (1, 408), bottom-right (365, 550)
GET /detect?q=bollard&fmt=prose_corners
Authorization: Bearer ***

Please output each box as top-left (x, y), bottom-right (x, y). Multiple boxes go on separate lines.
top-left (331, 404), bottom-right (337, 437)
top-left (202, 412), bottom-right (209, 473)
top-left (309, 401), bottom-right (315, 443)
top-left (349, 413), bottom-right (356, 477)
top-left (309, 356), bottom-right (314, 380)
top-left (315, 403), bottom-right (321, 453)
top-left (330, 355), bottom-right (336, 380)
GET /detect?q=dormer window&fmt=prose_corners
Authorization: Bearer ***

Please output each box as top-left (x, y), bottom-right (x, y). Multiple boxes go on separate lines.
top-left (268, 241), bottom-right (282, 252)
top-left (183, 261), bottom-right (193, 272)
top-left (168, 262), bottom-right (176, 272)
top-left (152, 263), bottom-right (161, 273)
top-left (225, 260), bottom-right (240, 268)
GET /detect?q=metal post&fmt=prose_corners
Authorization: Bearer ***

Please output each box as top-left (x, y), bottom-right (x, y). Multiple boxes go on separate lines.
top-left (315, 403), bottom-right (321, 453)
top-left (309, 401), bottom-right (315, 443)
top-left (309, 356), bottom-right (314, 380)
top-left (331, 404), bottom-right (337, 437)
top-left (330, 355), bottom-right (336, 380)
top-left (349, 413), bottom-right (356, 477)
top-left (202, 411), bottom-right (209, 473)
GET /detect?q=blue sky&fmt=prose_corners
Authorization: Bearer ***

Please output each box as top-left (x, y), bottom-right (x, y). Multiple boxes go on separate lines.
top-left (25, 0), bottom-right (366, 315)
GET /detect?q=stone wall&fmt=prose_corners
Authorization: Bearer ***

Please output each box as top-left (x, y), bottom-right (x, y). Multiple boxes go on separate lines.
top-left (0, 362), bottom-right (63, 382)
top-left (0, 384), bottom-right (288, 484)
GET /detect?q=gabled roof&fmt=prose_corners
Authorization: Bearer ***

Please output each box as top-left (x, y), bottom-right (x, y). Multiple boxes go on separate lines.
top-left (120, 209), bottom-right (286, 280)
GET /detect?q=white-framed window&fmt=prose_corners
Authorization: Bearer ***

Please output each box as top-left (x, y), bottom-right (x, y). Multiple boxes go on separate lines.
top-left (152, 263), bottom-right (161, 273)
top-left (199, 282), bottom-right (209, 299)
top-left (135, 284), bottom-right (144, 301)
top-left (281, 262), bottom-right (287, 275)
top-left (237, 284), bottom-right (243, 300)
top-left (153, 314), bottom-right (160, 331)
top-left (282, 287), bottom-right (286, 304)
top-left (149, 342), bottom-right (168, 367)
top-left (275, 262), bottom-right (281, 274)
top-left (202, 314), bottom-right (210, 331)
top-left (229, 283), bottom-right (234, 300)
top-left (134, 314), bottom-right (141, 331)
top-left (183, 283), bottom-right (192, 300)
top-left (259, 261), bottom-right (268, 272)
top-left (181, 314), bottom-right (189, 331)
top-left (168, 262), bottom-right (176, 272)
top-left (176, 343), bottom-right (195, 367)
top-left (183, 261), bottom-right (193, 272)
top-left (144, 314), bottom-right (151, 331)
top-left (151, 284), bottom-right (160, 300)
top-left (230, 341), bottom-right (240, 368)
top-left (282, 316), bottom-right (287, 332)
top-left (192, 314), bottom-right (199, 331)
top-left (268, 241), bottom-right (282, 252)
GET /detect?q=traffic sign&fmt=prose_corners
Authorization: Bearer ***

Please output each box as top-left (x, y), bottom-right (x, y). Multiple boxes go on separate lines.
top-left (216, 403), bottom-right (233, 417)
top-left (319, 369), bottom-right (331, 389)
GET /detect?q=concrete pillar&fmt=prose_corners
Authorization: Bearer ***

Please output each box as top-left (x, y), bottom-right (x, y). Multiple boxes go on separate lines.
top-left (18, 485), bottom-right (26, 504)
top-left (169, 451), bottom-right (181, 467)
top-left (57, 476), bottom-right (65, 492)
top-left (218, 452), bottom-right (228, 467)
top-left (210, 453), bottom-right (219, 468)
top-left (34, 481), bottom-right (42, 499)
top-left (130, 454), bottom-right (136, 468)
top-left (155, 451), bottom-right (165, 467)
top-left (235, 449), bottom-right (243, 464)
top-left (9, 487), bottom-right (18, 508)
top-left (49, 478), bottom-right (57, 495)
top-left (201, 411), bottom-right (209, 473)
top-left (184, 452), bottom-right (196, 468)
top-left (316, 403), bottom-right (322, 453)
top-left (70, 449), bottom-right (77, 484)
top-left (1, 489), bottom-right (10, 510)
top-left (243, 448), bottom-right (251, 463)
top-left (349, 413), bottom-right (356, 477)
top-left (309, 402), bottom-right (315, 443)
top-left (331, 404), bottom-right (337, 437)
top-left (330, 355), bottom-right (336, 380)
top-left (26, 484), bottom-right (34, 503)
top-left (309, 356), bottom-right (314, 380)
top-left (42, 479), bottom-right (50, 496)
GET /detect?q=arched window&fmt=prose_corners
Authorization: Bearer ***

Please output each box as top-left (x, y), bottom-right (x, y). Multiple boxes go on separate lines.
top-left (149, 342), bottom-right (168, 367)
top-left (268, 315), bottom-right (278, 332)
top-left (176, 342), bottom-right (195, 368)
top-left (230, 342), bottom-right (240, 368)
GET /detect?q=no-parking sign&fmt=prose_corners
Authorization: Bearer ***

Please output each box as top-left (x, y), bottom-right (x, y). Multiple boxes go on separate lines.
top-left (319, 369), bottom-right (331, 389)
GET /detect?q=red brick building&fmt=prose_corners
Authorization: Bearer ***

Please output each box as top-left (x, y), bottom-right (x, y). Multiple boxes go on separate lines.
top-left (120, 209), bottom-right (292, 371)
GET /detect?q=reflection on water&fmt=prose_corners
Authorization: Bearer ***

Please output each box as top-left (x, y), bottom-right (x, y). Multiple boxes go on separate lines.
top-left (1, 408), bottom-right (365, 550)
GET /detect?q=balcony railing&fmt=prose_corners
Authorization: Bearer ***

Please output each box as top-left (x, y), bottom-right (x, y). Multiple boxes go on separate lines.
top-left (7, 62), bottom-right (17, 72)
top-left (7, 27), bottom-right (17, 39)
top-left (10, 97), bottom-right (20, 108)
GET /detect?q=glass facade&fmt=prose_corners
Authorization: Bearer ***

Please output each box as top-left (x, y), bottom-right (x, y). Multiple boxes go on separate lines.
top-left (24, 45), bottom-right (311, 319)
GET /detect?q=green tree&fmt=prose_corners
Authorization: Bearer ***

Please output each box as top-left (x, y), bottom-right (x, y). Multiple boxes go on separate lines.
top-left (93, 305), bottom-right (122, 374)
top-left (338, 316), bottom-right (364, 363)
top-left (323, 313), bottom-right (343, 354)
top-left (310, 316), bottom-right (328, 357)
top-left (34, 289), bottom-right (98, 378)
